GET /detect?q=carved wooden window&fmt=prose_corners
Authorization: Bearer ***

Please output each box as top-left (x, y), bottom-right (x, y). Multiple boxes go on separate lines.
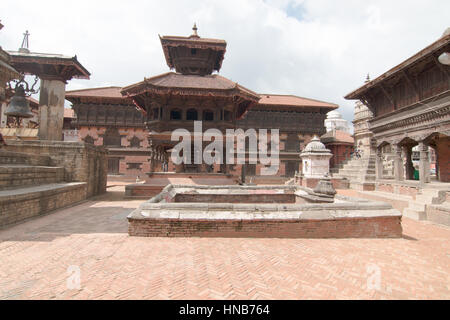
top-left (186, 109), bottom-right (198, 121)
top-left (203, 110), bottom-right (214, 121)
top-left (224, 110), bottom-right (232, 121)
top-left (170, 109), bottom-right (182, 120)
top-left (108, 158), bottom-right (120, 174)
top-left (286, 134), bottom-right (299, 152)
top-left (83, 135), bottom-right (95, 145)
top-left (130, 136), bottom-right (141, 148)
top-left (152, 108), bottom-right (159, 120)
top-left (127, 163), bottom-right (142, 170)
top-left (103, 128), bottom-right (121, 147)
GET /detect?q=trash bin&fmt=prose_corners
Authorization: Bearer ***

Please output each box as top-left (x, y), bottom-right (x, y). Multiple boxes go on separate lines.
top-left (413, 169), bottom-right (419, 180)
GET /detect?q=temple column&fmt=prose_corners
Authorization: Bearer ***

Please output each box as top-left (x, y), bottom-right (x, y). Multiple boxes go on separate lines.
top-left (393, 143), bottom-right (404, 181)
top-left (419, 141), bottom-right (430, 184)
top-left (148, 147), bottom-right (155, 173)
top-left (0, 101), bottom-right (7, 127)
top-left (38, 79), bottom-right (66, 141)
top-left (375, 148), bottom-right (383, 180)
top-left (404, 146), bottom-right (415, 180)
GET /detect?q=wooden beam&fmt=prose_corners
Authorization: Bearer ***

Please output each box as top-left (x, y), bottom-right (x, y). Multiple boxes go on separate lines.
top-left (362, 91), bottom-right (375, 112)
top-left (401, 69), bottom-right (420, 99)
top-left (379, 83), bottom-right (396, 110)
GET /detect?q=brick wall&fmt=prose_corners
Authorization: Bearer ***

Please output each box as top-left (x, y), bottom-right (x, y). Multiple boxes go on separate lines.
top-left (173, 193), bottom-right (296, 203)
top-left (436, 137), bottom-right (450, 182)
top-left (128, 216), bottom-right (402, 238)
top-left (324, 143), bottom-right (353, 169)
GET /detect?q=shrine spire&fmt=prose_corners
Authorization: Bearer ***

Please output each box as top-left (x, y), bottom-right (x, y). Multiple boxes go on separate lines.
top-left (191, 23), bottom-right (199, 38)
top-left (19, 30), bottom-right (30, 53)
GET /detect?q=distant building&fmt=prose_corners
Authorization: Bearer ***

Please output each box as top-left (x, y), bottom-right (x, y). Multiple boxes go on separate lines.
top-left (345, 30), bottom-right (449, 184)
top-left (66, 26), bottom-right (339, 180)
top-left (321, 129), bottom-right (354, 169)
top-left (324, 110), bottom-right (350, 133)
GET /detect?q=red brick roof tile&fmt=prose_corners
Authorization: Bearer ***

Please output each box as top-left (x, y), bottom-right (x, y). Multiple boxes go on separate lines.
top-left (321, 130), bottom-right (354, 144)
top-left (66, 86), bottom-right (123, 99)
top-left (258, 94), bottom-right (338, 109)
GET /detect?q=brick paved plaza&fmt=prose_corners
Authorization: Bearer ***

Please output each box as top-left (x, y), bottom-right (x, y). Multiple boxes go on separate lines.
top-left (0, 184), bottom-right (449, 300)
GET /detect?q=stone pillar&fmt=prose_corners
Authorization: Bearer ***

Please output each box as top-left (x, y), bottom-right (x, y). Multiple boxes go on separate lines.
top-left (38, 79), bottom-right (66, 141)
top-left (404, 146), bottom-right (415, 180)
top-left (376, 148), bottom-right (383, 179)
top-left (419, 141), bottom-right (430, 184)
top-left (393, 144), bottom-right (404, 181)
top-left (0, 101), bottom-right (7, 128)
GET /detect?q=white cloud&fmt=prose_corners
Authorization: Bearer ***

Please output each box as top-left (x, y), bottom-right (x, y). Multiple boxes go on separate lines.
top-left (0, 0), bottom-right (449, 125)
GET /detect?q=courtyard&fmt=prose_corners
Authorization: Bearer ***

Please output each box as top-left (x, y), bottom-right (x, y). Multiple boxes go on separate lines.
top-left (0, 183), bottom-right (449, 300)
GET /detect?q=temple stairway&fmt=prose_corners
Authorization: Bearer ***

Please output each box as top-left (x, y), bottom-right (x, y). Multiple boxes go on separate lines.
top-left (331, 155), bottom-right (376, 191)
top-left (0, 150), bottom-right (86, 228)
top-left (403, 188), bottom-right (450, 223)
top-left (338, 187), bottom-right (450, 227)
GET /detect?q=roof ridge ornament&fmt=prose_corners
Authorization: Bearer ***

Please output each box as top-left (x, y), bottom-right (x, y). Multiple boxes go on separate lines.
top-left (365, 73), bottom-right (370, 83)
top-left (19, 30), bottom-right (30, 53)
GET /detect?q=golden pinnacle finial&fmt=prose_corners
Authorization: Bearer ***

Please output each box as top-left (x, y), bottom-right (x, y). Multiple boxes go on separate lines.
top-left (191, 23), bottom-right (199, 38)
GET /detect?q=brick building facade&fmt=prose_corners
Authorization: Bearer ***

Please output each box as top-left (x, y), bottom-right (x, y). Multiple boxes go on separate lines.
top-left (66, 27), bottom-right (339, 180)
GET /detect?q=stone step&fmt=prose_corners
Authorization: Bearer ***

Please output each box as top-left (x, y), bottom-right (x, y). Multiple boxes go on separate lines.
top-left (337, 163), bottom-right (375, 170)
top-left (415, 194), bottom-right (436, 203)
top-left (0, 150), bottom-right (51, 166)
top-left (403, 208), bottom-right (427, 221)
top-left (0, 165), bottom-right (64, 190)
top-left (339, 168), bottom-right (376, 175)
top-left (359, 190), bottom-right (413, 202)
top-left (409, 202), bottom-right (427, 211)
top-left (0, 182), bottom-right (87, 227)
top-left (335, 172), bottom-right (376, 181)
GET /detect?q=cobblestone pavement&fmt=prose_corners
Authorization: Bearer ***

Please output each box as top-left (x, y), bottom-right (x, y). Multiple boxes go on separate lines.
top-left (0, 186), bottom-right (449, 300)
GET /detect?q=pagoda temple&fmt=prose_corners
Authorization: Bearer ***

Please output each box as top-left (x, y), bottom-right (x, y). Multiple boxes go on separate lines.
top-left (66, 25), bottom-right (338, 182)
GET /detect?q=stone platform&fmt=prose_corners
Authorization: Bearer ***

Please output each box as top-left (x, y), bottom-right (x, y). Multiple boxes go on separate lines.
top-left (128, 185), bottom-right (402, 238)
top-left (125, 172), bottom-right (236, 199)
top-left (0, 182), bottom-right (86, 227)
top-left (0, 140), bottom-right (107, 228)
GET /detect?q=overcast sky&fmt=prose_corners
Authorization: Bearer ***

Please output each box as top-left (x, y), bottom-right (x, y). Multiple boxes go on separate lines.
top-left (1, 0), bottom-right (449, 128)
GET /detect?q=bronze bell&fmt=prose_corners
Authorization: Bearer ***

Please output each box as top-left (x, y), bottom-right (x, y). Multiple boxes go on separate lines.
top-left (5, 84), bottom-right (34, 119)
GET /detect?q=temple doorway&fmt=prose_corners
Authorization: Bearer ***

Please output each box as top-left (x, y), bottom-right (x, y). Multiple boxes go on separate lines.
top-left (399, 137), bottom-right (418, 181)
top-left (108, 158), bottom-right (120, 174)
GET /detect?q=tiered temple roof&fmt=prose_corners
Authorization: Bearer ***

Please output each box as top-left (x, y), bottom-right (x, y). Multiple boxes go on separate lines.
top-left (122, 72), bottom-right (260, 102)
top-left (159, 24), bottom-right (227, 75)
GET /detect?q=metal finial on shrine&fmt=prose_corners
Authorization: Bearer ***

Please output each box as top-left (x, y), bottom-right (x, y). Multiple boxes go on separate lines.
top-left (191, 23), bottom-right (199, 38)
top-left (365, 73), bottom-right (370, 83)
top-left (19, 30), bottom-right (30, 53)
